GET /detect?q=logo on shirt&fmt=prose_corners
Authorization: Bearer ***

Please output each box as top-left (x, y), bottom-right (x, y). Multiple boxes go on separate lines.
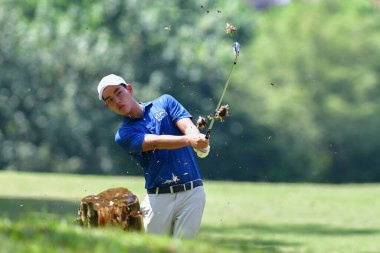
top-left (154, 110), bottom-right (168, 122)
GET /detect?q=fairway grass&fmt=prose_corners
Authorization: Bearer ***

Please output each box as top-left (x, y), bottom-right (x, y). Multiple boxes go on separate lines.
top-left (0, 171), bottom-right (379, 253)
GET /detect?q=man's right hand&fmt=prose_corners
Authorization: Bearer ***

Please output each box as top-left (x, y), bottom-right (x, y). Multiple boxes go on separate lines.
top-left (189, 133), bottom-right (209, 150)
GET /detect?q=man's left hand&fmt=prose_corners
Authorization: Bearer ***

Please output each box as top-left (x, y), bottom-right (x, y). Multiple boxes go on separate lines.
top-left (194, 145), bottom-right (210, 158)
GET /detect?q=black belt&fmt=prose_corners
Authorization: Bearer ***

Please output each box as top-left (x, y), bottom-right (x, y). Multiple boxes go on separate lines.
top-left (147, 180), bottom-right (203, 194)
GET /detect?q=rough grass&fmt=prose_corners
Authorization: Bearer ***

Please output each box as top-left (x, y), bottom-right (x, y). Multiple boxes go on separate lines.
top-left (0, 171), bottom-right (379, 253)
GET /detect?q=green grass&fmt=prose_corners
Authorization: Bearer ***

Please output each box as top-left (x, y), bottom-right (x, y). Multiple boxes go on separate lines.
top-left (0, 171), bottom-right (379, 253)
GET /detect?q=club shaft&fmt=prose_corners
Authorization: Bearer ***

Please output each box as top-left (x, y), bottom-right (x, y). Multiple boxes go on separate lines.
top-left (206, 54), bottom-right (239, 139)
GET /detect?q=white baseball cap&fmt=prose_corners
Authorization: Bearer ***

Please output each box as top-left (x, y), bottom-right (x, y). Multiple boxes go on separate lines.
top-left (97, 74), bottom-right (127, 100)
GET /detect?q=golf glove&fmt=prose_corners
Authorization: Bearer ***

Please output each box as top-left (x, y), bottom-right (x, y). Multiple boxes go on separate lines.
top-left (194, 145), bottom-right (210, 158)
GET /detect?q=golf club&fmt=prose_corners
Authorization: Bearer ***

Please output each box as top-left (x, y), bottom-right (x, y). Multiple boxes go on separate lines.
top-left (205, 42), bottom-right (240, 139)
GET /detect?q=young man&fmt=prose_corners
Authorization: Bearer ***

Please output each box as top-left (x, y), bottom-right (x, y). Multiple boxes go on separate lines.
top-left (97, 74), bottom-right (210, 239)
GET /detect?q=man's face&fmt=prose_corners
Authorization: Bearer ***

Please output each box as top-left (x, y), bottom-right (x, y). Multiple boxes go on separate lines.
top-left (102, 84), bottom-right (133, 116)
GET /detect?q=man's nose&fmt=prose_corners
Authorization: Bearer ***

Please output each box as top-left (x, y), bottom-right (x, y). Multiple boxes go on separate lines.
top-left (115, 97), bottom-right (123, 105)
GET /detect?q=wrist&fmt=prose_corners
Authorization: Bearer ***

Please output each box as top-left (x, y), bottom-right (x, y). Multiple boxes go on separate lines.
top-left (184, 135), bottom-right (193, 147)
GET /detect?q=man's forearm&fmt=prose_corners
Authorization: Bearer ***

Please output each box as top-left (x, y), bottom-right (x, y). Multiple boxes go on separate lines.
top-left (176, 118), bottom-right (200, 136)
top-left (183, 123), bottom-right (201, 136)
top-left (142, 134), bottom-right (190, 152)
top-left (176, 117), bottom-right (209, 150)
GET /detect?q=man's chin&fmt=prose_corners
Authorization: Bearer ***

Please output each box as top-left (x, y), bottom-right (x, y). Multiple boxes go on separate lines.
top-left (115, 110), bottom-right (127, 116)
top-left (119, 109), bottom-right (131, 117)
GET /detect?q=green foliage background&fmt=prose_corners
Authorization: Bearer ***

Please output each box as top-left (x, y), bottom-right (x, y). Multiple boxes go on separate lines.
top-left (1, 0), bottom-right (380, 182)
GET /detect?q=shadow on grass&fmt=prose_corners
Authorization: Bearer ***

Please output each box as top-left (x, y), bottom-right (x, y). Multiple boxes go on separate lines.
top-left (199, 222), bottom-right (380, 253)
top-left (202, 223), bottom-right (380, 236)
top-left (199, 224), bottom-right (300, 253)
top-left (0, 197), bottom-right (78, 221)
top-left (200, 234), bottom-right (297, 253)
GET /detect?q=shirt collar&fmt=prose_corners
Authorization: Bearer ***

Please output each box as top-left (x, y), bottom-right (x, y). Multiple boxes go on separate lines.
top-left (122, 101), bottom-right (153, 123)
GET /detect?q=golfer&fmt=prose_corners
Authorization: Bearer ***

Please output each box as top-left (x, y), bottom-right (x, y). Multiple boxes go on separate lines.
top-left (97, 74), bottom-right (210, 239)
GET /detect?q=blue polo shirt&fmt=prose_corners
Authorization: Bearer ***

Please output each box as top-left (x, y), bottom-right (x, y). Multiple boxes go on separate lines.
top-left (115, 94), bottom-right (202, 190)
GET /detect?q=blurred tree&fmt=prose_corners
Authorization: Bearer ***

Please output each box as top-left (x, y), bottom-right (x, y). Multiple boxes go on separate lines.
top-left (2, 0), bottom-right (380, 183)
top-left (0, 0), bottom-right (256, 178)
top-left (233, 0), bottom-right (380, 182)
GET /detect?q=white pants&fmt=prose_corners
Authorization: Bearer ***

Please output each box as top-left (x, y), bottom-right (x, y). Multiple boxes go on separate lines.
top-left (140, 186), bottom-right (206, 239)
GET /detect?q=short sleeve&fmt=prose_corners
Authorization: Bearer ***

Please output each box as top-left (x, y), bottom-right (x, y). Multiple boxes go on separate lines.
top-left (115, 126), bottom-right (145, 154)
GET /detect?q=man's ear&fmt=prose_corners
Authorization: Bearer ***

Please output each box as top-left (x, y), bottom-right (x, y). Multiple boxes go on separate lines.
top-left (126, 83), bottom-right (133, 94)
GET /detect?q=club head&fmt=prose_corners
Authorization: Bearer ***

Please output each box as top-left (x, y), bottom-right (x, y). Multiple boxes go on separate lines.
top-left (233, 42), bottom-right (240, 56)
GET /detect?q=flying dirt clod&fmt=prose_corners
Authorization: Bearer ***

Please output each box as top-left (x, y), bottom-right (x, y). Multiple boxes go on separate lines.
top-left (225, 23), bottom-right (237, 36)
top-left (196, 116), bottom-right (208, 129)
